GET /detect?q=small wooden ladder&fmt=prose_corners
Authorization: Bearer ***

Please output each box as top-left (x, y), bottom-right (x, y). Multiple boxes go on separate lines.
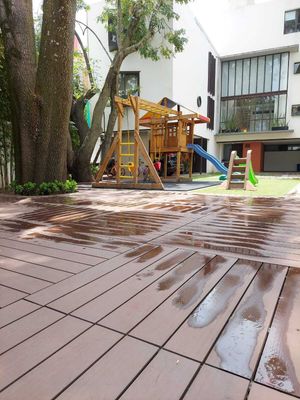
top-left (225, 150), bottom-right (256, 191)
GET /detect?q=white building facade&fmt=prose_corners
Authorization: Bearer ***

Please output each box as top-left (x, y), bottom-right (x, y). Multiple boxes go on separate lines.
top-left (212, 0), bottom-right (300, 172)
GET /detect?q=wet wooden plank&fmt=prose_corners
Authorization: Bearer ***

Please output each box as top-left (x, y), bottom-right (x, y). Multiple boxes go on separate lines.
top-left (26, 244), bottom-right (164, 306)
top-left (0, 235), bottom-right (121, 259)
top-left (0, 238), bottom-right (106, 265)
top-left (0, 316), bottom-right (90, 391)
top-left (72, 249), bottom-right (193, 322)
top-left (0, 326), bottom-right (122, 400)
top-left (164, 260), bottom-right (260, 359)
top-left (0, 307), bottom-right (63, 354)
top-left (0, 300), bottom-right (39, 328)
top-left (248, 383), bottom-right (297, 400)
top-left (57, 336), bottom-right (157, 400)
top-left (183, 365), bottom-right (249, 400)
top-left (0, 268), bottom-right (50, 293)
top-left (0, 255), bottom-right (72, 282)
top-left (131, 256), bottom-right (241, 346)
top-left (0, 245), bottom-right (91, 274)
top-left (0, 285), bottom-right (25, 307)
top-left (255, 268), bottom-right (300, 397)
top-left (207, 263), bottom-right (287, 379)
top-left (100, 252), bottom-right (214, 333)
top-left (159, 231), bottom-right (300, 266)
top-left (120, 349), bottom-right (199, 400)
top-left (48, 246), bottom-right (174, 314)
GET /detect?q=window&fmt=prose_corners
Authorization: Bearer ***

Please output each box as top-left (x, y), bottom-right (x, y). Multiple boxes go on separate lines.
top-left (292, 104), bottom-right (300, 116)
top-left (284, 9), bottom-right (300, 34)
top-left (108, 18), bottom-right (118, 52)
top-left (221, 53), bottom-right (289, 97)
top-left (207, 96), bottom-right (215, 130)
top-left (208, 52), bottom-right (216, 96)
top-left (294, 62), bottom-right (300, 74)
top-left (220, 52), bottom-right (289, 133)
top-left (119, 72), bottom-right (140, 98)
top-left (265, 144), bottom-right (300, 152)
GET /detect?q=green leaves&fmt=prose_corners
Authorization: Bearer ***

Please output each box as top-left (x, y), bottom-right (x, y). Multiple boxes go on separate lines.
top-left (100, 0), bottom-right (191, 60)
top-left (10, 180), bottom-right (78, 196)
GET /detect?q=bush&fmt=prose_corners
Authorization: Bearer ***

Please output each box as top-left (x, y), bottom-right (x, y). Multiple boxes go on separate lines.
top-left (90, 163), bottom-right (98, 178)
top-left (22, 182), bottom-right (38, 196)
top-left (10, 179), bottom-right (78, 196)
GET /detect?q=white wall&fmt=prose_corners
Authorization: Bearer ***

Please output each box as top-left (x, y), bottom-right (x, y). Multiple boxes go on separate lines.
top-left (196, 0), bottom-right (300, 56)
top-left (172, 4), bottom-right (221, 172)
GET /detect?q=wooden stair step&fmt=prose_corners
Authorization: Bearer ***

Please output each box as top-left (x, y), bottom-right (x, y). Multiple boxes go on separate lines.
top-left (232, 166), bottom-right (246, 172)
top-left (233, 158), bottom-right (247, 165)
top-left (231, 174), bottom-right (245, 180)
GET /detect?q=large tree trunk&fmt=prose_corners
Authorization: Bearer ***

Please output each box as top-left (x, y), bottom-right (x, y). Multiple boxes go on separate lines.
top-left (34, 0), bottom-right (76, 183)
top-left (0, 0), bottom-right (76, 184)
top-left (101, 76), bottom-right (118, 163)
top-left (0, 0), bottom-right (37, 183)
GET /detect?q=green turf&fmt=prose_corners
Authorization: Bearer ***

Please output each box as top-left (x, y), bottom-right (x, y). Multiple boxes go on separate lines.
top-left (192, 173), bottom-right (221, 182)
top-left (192, 178), bottom-right (300, 197)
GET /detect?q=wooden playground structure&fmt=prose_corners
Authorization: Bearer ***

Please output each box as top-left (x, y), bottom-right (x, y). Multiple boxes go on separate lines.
top-left (93, 95), bottom-right (210, 190)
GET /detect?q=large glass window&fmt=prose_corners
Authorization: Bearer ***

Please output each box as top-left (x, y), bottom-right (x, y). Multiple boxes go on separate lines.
top-left (220, 95), bottom-right (287, 133)
top-left (284, 9), bottom-right (300, 34)
top-left (228, 61), bottom-right (236, 96)
top-left (220, 52), bottom-right (289, 133)
top-left (235, 60), bottom-right (243, 96)
top-left (242, 59), bottom-right (250, 95)
top-left (264, 55), bottom-right (273, 92)
top-left (221, 62), bottom-right (229, 97)
top-left (249, 58), bottom-right (257, 94)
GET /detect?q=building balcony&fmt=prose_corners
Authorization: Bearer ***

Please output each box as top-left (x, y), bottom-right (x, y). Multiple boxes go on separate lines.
top-left (215, 128), bottom-right (295, 143)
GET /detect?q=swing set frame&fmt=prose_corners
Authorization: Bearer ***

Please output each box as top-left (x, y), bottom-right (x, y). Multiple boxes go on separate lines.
top-left (92, 95), bottom-right (210, 190)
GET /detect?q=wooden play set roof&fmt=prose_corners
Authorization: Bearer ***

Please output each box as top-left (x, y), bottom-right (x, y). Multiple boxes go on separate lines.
top-left (114, 95), bottom-right (210, 125)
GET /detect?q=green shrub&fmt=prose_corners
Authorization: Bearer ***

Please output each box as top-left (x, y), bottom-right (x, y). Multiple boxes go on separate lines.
top-left (14, 184), bottom-right (24, 195)
top-left (11, 179), bottom-right (78, 196)
top-left (64, 179), bottom-right (77, 193)
top-left (90, 163), bottom-right (98, 177)
top-left (22, 182), bottom-right (38, 195)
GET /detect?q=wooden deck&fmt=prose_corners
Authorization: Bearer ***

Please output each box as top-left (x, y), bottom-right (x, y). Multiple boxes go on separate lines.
top-left (0, 189), bottom-right (299, 399)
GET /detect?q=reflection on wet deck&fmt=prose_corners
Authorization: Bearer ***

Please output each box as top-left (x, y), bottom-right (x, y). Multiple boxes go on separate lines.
top-left (0, 189), bottom-right (299, 399)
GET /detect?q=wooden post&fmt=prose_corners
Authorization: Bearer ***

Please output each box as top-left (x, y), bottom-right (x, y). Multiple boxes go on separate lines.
top-left (226, 150), bottom-right (236, 190)
top-left (177, 118), bottom-right (183, 148)
top-left (164, 153), bottom-right (168, 179)
top-left (176, 151), bottom-right (181, 182)
top-left (94, 136), bottom-right (118, 182)
top-left (133, 96), bottom-right (139, 183)
top-left (116, 103), bottom-right (123, 184)
top-left (189, 152), bottom-right (193, 179)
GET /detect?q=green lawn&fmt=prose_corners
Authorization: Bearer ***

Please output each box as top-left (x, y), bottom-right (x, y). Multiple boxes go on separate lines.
top-left (192, 176), bottom-right (300, 197)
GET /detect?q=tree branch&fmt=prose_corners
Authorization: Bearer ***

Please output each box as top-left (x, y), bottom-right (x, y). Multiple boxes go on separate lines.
top-left (74, 30), bottom-right (95, 89)
top-left (116, 0), bottom-right (123, 50)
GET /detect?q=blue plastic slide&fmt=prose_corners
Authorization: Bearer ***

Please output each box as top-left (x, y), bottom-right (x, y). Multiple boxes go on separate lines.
top-left (187, 144), bottom-right (228, 175)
